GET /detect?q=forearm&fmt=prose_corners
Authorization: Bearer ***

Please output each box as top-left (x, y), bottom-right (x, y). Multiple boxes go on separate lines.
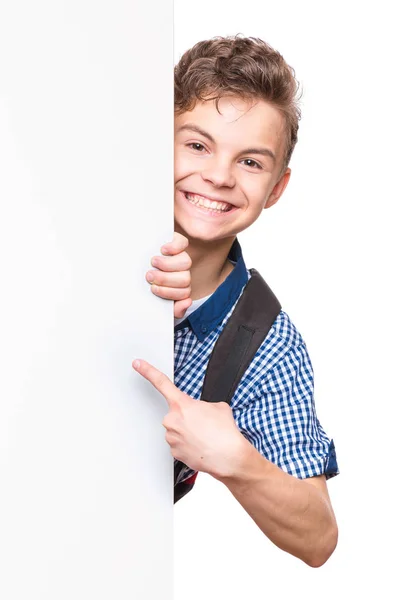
top-left (216, 440), bottom-right (338, 567)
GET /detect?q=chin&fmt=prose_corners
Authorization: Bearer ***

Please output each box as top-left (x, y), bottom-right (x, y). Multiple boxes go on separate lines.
top-left (175, 223), bottom-right (227, 246)
top-left (176, 224), bottom-right (221, 243)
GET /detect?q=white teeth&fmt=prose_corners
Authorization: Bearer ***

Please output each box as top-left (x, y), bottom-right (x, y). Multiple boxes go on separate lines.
top-left (185, 193), bottom-right (231, 212)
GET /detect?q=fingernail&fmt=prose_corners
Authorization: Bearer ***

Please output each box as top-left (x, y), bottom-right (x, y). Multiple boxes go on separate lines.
top-left (151, 258), bottom-right (158, 267)
top-left (133, 360), bottom-right (140, 370)
top-left (146, 272), bottom-right (154, 283)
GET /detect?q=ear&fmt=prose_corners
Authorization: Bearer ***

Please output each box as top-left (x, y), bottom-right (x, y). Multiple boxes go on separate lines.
top-left (264, 168), bottom-right (291, 209)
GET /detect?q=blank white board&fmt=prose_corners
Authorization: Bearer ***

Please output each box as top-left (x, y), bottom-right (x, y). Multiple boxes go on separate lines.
top-left (0, 2), bottom-right (173, 598)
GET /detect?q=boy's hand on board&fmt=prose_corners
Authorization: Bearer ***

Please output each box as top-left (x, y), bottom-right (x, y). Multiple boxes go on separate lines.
top-left (132, 359), bottom-right (249, 479)
top-left (146, 232), bottom-right (192, 319)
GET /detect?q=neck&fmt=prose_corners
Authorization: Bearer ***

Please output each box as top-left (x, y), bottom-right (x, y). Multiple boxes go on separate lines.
top-left (176, 226), bottom-right (236, 300)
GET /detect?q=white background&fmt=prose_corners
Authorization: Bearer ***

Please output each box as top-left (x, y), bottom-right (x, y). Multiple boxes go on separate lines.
top-left (0, 2), bottom-right (174, 599)
top-left (174, 2), bottom-right (403, 598)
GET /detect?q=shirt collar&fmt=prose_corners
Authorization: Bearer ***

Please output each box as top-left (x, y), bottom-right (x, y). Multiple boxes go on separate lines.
top-left (174, 237), bottom-right (248, 342)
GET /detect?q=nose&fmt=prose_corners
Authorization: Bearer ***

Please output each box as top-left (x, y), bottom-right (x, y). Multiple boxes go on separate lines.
top-left (201, 158), bottom-right (236, 188)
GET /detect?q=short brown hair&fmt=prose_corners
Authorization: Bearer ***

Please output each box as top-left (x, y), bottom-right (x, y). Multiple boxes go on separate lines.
top-left (174, 35), bottom-right (301, 172)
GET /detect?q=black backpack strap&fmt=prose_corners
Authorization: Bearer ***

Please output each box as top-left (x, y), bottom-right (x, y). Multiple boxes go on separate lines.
top-left (201, 268), bottom-right (281, 404)
top-left (174, 269), bottom-right (281, 503)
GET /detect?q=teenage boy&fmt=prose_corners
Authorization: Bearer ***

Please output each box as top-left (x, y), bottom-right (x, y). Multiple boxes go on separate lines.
top-left (133, 36), bottom-right (339, 567)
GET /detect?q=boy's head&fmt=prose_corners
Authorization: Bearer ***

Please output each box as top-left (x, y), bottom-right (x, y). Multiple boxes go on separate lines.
top-left (174, 35), bottom-right (301, 244)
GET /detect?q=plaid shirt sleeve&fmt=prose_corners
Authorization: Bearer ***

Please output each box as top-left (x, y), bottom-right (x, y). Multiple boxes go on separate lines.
top-left (232, 336), bottom-right (339, 480)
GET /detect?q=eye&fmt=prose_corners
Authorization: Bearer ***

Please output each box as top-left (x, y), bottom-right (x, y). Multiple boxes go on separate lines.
top-left (186, 142), bottom-right (207, 152)
top-left (241, 158), bottom-right (263, 170)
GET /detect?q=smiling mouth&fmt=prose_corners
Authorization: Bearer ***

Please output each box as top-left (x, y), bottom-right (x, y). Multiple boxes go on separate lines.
top-left (183, 191), bottom-right (233, 213)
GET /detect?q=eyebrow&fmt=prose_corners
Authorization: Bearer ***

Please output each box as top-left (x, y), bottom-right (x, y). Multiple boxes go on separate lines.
top-left (176, 123), bottom-right (276, 162)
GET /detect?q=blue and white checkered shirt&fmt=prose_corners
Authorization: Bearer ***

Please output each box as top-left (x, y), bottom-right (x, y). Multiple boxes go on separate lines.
top-left (174, 238), bottom-right (338, 484)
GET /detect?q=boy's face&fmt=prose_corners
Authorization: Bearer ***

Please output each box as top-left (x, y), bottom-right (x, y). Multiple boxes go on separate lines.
top-left (174, 95), bottom-right (290, 244)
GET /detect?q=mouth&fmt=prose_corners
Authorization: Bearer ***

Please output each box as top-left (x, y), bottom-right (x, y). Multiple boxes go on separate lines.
top-left (181, 191), bottom-right (237, 215)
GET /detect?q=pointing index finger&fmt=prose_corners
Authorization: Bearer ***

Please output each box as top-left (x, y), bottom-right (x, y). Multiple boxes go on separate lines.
top-left (132, 359), bottom-right (185, 408)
